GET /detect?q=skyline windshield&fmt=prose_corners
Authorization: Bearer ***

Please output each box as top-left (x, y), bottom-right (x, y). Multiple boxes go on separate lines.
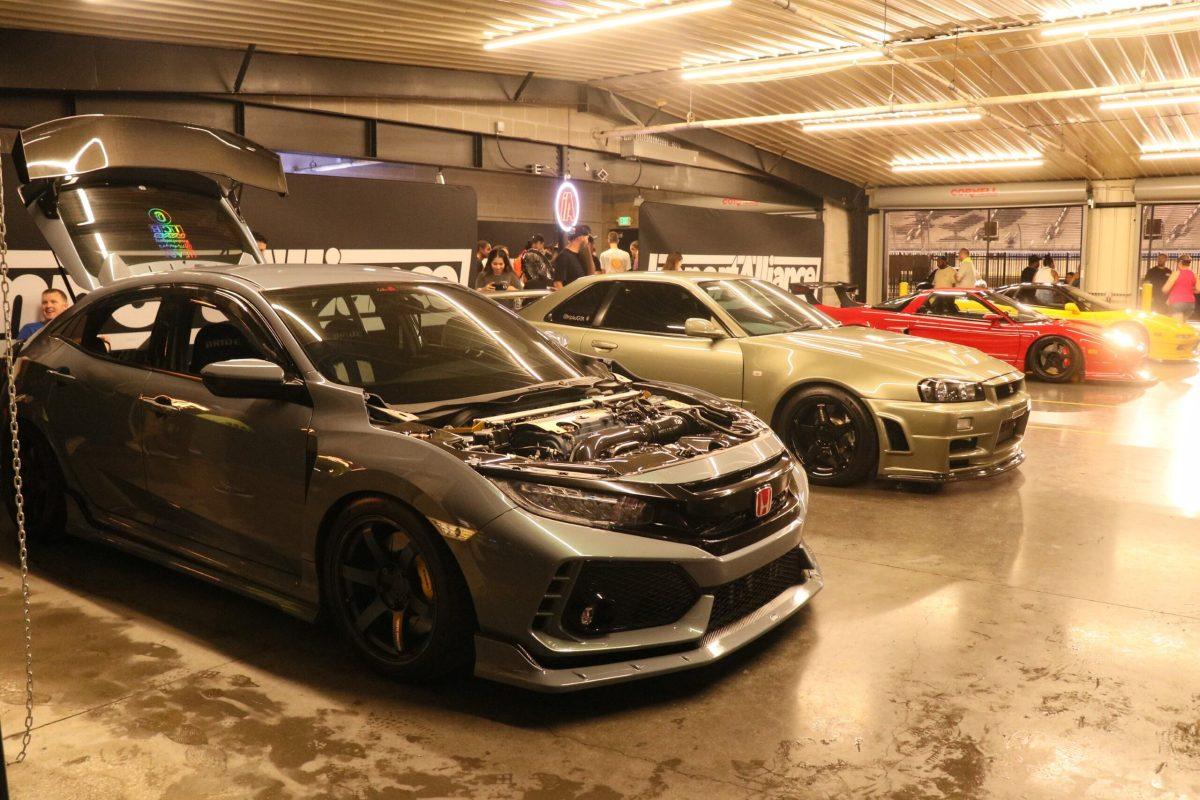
top-left (699, 279), bottom-right (839, 336)
top-left (267, 282), bottom-right (589, 406)
top-left (58, 184), bottom-right (256, 281)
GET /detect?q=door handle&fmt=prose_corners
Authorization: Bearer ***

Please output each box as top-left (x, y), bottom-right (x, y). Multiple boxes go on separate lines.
top-left (138, 395), bottom-right (180, 414)
top-left (47, 367), bottom-right (75, 383)
top-left (591, 340), bottom-right (618, 352)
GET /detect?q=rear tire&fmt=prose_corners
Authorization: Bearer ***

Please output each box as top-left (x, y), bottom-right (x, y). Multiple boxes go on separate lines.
top-left (1027, 336), bottom-right (1083, 383)
top-left (3, 425), bottom-right (67, 543)
top-left (321, 496), bottom-right (475, 682)
top-left (775, 386), bottom-right (878, 487)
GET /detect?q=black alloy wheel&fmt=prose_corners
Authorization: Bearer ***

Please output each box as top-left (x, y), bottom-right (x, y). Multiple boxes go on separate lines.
top-left (323, 497), bottom-right (474, 681)
top-left (3, 426), bottom-right (66, 543)
top-left (776, 386), bottom-right (878, 487)
top-left (1027, 336), bottom-right (1082, 383)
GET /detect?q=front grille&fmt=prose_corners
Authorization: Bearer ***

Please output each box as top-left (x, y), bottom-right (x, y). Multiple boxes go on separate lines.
top-left (997, 409), bottom-right (1030, 445)
top-left (706, 548), bottom-right (813, 632)
top-left (994, 378), bottom-right (1024, 400)
top-left (564, 560), bottom-right (700, 636)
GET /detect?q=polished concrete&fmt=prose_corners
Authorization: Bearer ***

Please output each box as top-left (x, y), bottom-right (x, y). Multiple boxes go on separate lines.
top-left (2, 363), bottom-right (1199, 799)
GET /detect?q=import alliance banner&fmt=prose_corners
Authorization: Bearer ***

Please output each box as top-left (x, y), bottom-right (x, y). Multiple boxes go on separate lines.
top-left (0, 166), bottom-right (478, 333)
top-left (639, 201), bottom-right (823, 288)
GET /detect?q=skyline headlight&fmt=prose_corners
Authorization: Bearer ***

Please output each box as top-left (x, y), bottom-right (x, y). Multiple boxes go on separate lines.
top-left (918, 378), bottom-right (984, 403)
top-left (496, 480), bottom-right (653, 529)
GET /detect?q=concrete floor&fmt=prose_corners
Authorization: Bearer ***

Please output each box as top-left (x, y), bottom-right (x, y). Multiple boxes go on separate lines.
top-left (2, 363), bottom-right (1199, 799)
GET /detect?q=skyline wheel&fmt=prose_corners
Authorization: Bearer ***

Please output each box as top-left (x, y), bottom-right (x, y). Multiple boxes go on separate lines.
top-left (777, 386), bottom-right (877, 487)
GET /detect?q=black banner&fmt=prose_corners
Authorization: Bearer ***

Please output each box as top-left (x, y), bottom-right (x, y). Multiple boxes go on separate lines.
top-left (638, 201), bottom-right (823, 288)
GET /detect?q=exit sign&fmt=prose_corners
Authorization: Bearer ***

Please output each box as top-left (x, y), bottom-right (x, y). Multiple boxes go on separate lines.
top-left (617, 215), bottom-right (632, 226)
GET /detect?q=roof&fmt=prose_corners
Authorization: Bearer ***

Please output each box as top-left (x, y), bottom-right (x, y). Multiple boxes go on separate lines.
top-left (189, 263), bottom-right (441, 292)
top-left (570, 270), bottom-right (751, 287)
top-left (4, 1), bottom-right (1200, 186)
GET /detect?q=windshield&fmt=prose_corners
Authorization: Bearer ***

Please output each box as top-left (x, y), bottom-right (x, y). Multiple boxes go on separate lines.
top-left (57, 184), bottom-right (256, 281)
top-left (266, 282), bottom-right (589, 406)
top-left (699, 279), bottom-right (839, 335)
top-left (979, 291), bottom-right (1048, 323)
top-left (1059, 285), bottom-right (1117, 311)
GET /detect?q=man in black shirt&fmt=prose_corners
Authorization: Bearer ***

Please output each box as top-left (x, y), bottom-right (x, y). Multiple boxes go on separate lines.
top-left (521, 235), bottom-right (556, 290)
top-left (1020, 254), bottom-right (1040, 283)
top-left (552, 225), bottom-right (591, 288)
top-left (469, 239), bottom-right (491, 287)
top-left (1145, 253), bottom-right (1172, 311)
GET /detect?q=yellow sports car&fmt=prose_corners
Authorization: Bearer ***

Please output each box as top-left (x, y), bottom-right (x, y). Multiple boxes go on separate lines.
top-left (998, 283), bottom-right (1199, 362)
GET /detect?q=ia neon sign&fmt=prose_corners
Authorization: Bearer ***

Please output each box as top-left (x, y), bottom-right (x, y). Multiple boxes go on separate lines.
top-left (554, 180), bottom-right (580, 232)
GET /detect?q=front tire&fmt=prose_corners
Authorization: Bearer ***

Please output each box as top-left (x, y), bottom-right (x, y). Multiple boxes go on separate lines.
top-left (1027, 336), bottom-right (1083, 383)
top-left (776, 386), bottom-right (878, 487)
top-left (322, 497), bottom-right (475, 682)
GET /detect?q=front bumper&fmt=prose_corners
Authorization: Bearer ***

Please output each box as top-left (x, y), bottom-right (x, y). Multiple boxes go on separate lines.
top-left (866, 381), bottom-right (1030, 483)
top-left (456, 477), bottom-right (819, 691)
top-left (1149, 335), bottom-right (1199, 362)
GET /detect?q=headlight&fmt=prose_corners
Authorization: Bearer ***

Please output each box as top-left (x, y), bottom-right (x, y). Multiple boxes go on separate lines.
top-left (1104, 328), bottom-right (1145, 353)
top-left (918, 378), bottom-right (984, 403)
top-left (496, 480), bottom-right (652, 529)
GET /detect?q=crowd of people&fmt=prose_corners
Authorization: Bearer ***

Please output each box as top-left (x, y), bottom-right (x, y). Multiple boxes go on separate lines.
top-left (1144, 253), bottom-right (1198, 322)
top-left (470, 226), bottom-right (641, 294)
top-left (918, 249), bottom-right (1081, 291)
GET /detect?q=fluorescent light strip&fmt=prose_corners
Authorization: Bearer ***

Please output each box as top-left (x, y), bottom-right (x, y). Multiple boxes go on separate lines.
top-left (1141, 150), bottom-right (1200, 160)
top-left (891, 152), bottom-right (1043, 173)
top-left (1098, 89), bottom-right (1200, 110)
top-left (484, 0), bottom-right (730, 50)
top-left (682, 48), bottom-right (885, 81)
top-left (1042, 0), bottom-right (1172, 23)
top-left (1042, 5), bottom-right (1200, 37)
top-left (802, 109), bottom-right (981, 133)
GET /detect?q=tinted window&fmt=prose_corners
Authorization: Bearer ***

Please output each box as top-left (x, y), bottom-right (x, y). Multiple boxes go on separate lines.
top-left (267, 282), bottom-right (587, 406)
top-left (172, 293), bottom-right (279, 377)
top-left (544, 284), bottom-right (610, 327)
top-left (874, 294), bottom-right (917, 311)
top-left (600, 283), bottom-right (715, 335)
top-left (57, 184), bottom-right (256, 283)
top-left (79, 294), bottom-right (168, 367)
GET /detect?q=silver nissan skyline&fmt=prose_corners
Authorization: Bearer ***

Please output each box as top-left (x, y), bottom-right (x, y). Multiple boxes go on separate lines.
top-left (4, 114), bottom-right (821, 691)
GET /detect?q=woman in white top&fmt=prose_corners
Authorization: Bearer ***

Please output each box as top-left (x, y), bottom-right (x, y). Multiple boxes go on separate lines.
top-left (1032, 256), bottom-right (1060, 285)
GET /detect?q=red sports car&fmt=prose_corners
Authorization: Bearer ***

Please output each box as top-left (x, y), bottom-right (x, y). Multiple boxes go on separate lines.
top-left (808, 287), bottom-right (1146, 383)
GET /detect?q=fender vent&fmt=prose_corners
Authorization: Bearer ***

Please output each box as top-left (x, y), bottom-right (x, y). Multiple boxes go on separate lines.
top-left (882, 418), bottom-right (910, 452)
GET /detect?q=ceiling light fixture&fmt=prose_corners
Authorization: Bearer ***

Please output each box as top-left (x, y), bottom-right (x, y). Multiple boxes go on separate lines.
top-left (1041, 0), bottom-right (1173, 22)
top-left (891, 150), bottom-right (1044, 173)
top-left (1140, 142), bottom-right (1200, 160)
top-left (681, 47), bottom-right (885, 82)
top-left (1098, 87), bottom-right (1200, 109)
top-left (1041, 3), bottom-right (1200, 37)
top-left (801, 108), bottom-right (982, 133)
top-left (484, 0), bottom-right (731, 50)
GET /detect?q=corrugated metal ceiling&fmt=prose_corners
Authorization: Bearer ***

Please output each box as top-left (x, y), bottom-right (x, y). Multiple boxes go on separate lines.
top-left (3, 0), bottom-right (1200, 187)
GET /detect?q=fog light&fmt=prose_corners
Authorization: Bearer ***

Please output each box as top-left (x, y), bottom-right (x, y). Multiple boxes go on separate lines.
top-left (956, 417), bottom-right (973, 431)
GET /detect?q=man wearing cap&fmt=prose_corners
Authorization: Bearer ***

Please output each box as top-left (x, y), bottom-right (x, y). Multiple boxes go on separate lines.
top-left (552, 225), bottom-right (591, 288)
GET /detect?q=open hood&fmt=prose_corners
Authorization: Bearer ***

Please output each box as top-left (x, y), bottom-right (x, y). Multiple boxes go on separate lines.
top-left (12, 115), bottom-right (286, 291)
top-left (14, 115), bottom-right (287, 195)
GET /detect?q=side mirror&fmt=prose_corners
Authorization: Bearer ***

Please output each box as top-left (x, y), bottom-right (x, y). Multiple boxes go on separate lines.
top-left (983, 313), bottom-right (1007, 326)
top-left (684, 317), bottom-right (725, 339)
top-left (1064, 302), bottom-right (1081, 315)
top-left (201, 358), bottom-right (287, 399)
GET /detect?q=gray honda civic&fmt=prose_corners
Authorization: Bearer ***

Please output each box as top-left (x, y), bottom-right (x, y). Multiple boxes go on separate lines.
top-left (5, 115), bottom-right (821, 691)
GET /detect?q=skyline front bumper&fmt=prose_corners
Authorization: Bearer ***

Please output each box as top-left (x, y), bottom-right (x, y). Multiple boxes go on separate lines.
top-left (867, 385), bottom-right (1031, 483)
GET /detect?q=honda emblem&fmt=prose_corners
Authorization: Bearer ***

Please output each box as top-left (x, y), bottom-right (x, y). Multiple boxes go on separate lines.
top-left (754, 485), bottom-right (773, 518)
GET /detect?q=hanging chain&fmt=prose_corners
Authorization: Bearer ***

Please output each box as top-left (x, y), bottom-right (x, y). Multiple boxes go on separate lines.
top-left (0, 154), bottom-right (34, 765)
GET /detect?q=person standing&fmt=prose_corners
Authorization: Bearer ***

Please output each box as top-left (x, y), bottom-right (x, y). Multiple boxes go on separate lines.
top-left (629, 240), bottom-right (640, 271)
top-left (932, 256), bottom-right (957, 288)
top-left (552, 225), bottom-right (591, 288)
top-left (1163, 254), bottom-right (1198, 322)
top-left (1064, 271), bottom-right (1081, 288)
top-left (474, 249), bottom-right (523, 293)
top-left (18, 288), bottom-right (70, 340)
top-left (1145, 253), bottom-right (1172, 311)
top-left (1033, 256), bottom-right (1060, 285)
top-left (954, 248), bottom-right (979, 288)
top-left (662, 252), bottom-right (684, 271)
top-left (598, 231), bottom-right (631, 273)
top-left (469, 240), bottom-right (491, 287)
top-left (520, 235), bottom-right (556, 290)
top-left (1020, 255), bottom-right (1040, 283)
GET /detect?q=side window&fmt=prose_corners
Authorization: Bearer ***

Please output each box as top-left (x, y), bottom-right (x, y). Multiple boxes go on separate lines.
top-left (916, 293), bottom-right (988, 320)
top-left (174, 292), bottom-right (280, 377)
top-left (544, 284), bottom-right (610, 327)
top-left (599, 284), bottom-right (717, 335)
top-left (1034, 288), bottom-right (1066, 308)
top-left (79, 294), bottom-right (168, 367)
top-left (1011, 287), bottom-right (1039, 305)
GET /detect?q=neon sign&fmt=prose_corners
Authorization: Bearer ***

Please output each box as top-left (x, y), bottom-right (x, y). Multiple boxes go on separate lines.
top-left (147, 207), bottom-right (196, 259)
top-left (554, 181), bottom-right (580, 232)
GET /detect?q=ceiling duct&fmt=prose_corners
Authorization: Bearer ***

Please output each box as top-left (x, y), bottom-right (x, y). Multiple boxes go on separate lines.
top-left (619, 135), bottom-right (700, 166)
